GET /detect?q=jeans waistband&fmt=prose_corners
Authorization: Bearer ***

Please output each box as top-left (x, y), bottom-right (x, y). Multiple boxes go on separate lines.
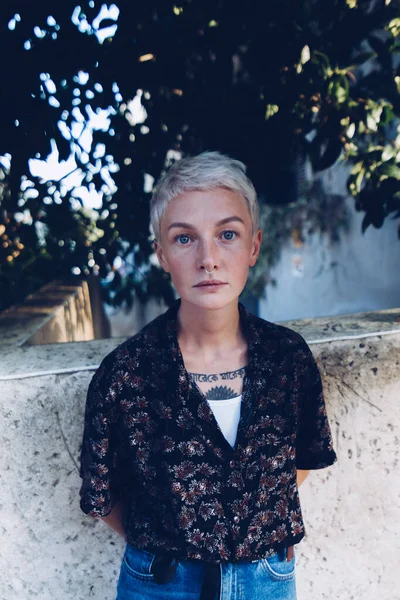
top-left (150, 546), bottom-right (293, 600)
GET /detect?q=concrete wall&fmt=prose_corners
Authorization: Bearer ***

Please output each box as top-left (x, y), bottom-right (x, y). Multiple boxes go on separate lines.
top-left (259, 162), bottom-right (400, 322)
top-left (1, 304), bottom-right (400, 599)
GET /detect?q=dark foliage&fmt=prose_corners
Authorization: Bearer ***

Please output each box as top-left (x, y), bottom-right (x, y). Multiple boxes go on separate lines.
top-left (0, 0), bottom-right (399, 311)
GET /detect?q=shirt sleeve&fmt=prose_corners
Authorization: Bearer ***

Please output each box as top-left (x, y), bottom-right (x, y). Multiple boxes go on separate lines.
top-left (295, 341), bottom-right (337, 470)
top-left (79, 359), bottom-right (121, 517)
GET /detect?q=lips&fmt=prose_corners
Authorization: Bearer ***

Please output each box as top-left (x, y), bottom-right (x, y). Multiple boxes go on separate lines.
top-left (194, 280), bottom-right (227, 287)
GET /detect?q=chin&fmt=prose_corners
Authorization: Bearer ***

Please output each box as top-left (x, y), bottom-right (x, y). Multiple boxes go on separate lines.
top-left (181, 291), bottom-right (239, 311)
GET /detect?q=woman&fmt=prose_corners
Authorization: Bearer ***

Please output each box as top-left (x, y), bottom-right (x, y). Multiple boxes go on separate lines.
top-left (79, 151), bottom-right (337, 599)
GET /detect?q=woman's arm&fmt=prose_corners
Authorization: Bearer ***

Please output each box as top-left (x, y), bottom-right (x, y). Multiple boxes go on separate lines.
top-left (296, 469), bottom-right (310, 487)
top-left (100, 500), bottom-right (126, 537)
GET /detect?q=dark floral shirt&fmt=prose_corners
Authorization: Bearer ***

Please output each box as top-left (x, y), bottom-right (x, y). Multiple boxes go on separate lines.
top-left (79, 299), bottom-right (336, 563)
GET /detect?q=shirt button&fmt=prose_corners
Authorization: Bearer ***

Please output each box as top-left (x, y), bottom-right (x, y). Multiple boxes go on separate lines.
top-left (229, 460), bottom-right (235, 468)
top-left (233, 516), bottom-right (240, 524)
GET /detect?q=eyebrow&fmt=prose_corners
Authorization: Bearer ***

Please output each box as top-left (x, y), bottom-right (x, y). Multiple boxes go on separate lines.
top-left (167, 216), bottom-right (245, 232)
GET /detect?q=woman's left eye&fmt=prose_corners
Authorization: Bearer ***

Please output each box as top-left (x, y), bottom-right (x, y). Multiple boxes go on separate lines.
top-left (221, 230), bottom-right (237, 241)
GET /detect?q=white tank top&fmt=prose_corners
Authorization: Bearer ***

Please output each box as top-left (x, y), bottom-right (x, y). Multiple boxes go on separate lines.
top-left (207, 395), bottom-right (242, 447)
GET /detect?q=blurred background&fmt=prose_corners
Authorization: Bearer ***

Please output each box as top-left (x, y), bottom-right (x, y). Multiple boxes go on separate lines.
top-left (1, 0), bottom-right (399, 335)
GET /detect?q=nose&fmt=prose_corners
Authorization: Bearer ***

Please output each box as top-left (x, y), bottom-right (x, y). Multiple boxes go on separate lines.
top-left (198, 238), bottom-right (219, 273)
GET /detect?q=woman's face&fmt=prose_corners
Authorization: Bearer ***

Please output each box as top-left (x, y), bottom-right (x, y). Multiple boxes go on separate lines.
top-left (155, 187), bottom-right (262, 311)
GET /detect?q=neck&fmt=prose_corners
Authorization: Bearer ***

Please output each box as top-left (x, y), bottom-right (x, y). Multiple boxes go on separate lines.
top-left (177, 299), bottom-right (244, 360)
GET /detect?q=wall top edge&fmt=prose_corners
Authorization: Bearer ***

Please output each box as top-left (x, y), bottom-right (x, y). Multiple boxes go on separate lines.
top-left (278, 306), bottom-right (400, 342)
top-left (1, 306), bottom-right (400, 380)
top-left (0, 279), bottom-right (93, 348)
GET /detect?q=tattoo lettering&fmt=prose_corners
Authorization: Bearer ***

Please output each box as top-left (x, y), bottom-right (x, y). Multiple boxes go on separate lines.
top-left (189, 367), bottom-right (246, 383)
top-left (220, 367), bottom-right (246, 380)
top-left (190, 373), bottom-right (219, 383)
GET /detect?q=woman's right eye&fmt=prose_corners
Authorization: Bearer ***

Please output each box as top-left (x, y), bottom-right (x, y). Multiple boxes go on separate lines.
top-left (175, 234), bottom-right (191, 244)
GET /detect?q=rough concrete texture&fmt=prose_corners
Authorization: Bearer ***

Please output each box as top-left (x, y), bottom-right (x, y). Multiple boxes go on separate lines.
top-left (1, 323), bottom-right (399, 599)
top-left (296, 334), bottom-right (400, 600)
top-left (1, 371), bottom-right (125, 600)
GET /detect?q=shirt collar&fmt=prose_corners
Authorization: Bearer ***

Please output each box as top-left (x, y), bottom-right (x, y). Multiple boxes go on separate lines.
top-left (154, 299), bottom-right (268, 430)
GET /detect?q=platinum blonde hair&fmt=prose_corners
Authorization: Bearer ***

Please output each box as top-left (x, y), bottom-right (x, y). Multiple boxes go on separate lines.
top-left (150, 151), bottom-right (260, 242)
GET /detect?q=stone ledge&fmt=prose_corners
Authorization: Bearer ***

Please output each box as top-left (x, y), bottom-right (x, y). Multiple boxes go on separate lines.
top-left (1, 294), bottom-right (400, 379)
top-left (0, 280), bottom-right (95, 347)
top-left (280, 306), bottom-right (400, 343)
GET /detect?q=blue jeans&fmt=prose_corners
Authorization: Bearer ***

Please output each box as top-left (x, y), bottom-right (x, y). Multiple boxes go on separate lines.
top-left (116, 544), bottom-right (297, 600)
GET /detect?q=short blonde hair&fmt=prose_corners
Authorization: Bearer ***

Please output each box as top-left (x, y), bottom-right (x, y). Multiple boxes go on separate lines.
top-left (150, 151), bottom-right (260, 241)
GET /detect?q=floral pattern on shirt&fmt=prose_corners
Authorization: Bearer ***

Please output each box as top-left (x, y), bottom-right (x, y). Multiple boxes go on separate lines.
top-left (79, 300), bottom-right (336, 563)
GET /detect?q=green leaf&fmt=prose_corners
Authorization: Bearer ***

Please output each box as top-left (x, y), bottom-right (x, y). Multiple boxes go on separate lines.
top-left (300, 45), bottom-right (311, 65)
top-left (380, 105), bottom-right (394, 127)
top-left (355, 169), bottom-right (365, 193)
top-left (351, 161), bottom-right (364, 175)
top-left (265, 104), bottom-right (279, 120)
top-left (328, 78), bottom-right (348, 104)
top-left (346, 123), bottom-right (355, 139)
top-left (366, 113), bottom-right (378, 131)
top-left (313, 51), bottom-right (330, 68)
top-left (379, 163), bottom-right (400, 178)
top-left (387, 17), bottom-right (400, 38)
top-left (312, 51), bottom-right (332, 77)
top-left (382, 145), bottom-right (395, 161)
top-left (336, 85), bottom-right (348, 104)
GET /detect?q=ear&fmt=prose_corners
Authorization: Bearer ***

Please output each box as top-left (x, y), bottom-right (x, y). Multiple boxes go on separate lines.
top-left (249, 228), bottom-right (262, 267)
top-left (154, 239), bottom-right (170, 273)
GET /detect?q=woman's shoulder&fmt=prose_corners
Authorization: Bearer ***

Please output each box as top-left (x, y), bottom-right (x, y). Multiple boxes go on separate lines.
top-left (242, 305), bottom-right (309, 350)
top-left (87, 306), bottom-right (175, 395)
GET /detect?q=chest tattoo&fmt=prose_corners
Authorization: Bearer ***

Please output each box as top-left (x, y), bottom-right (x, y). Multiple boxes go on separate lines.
top-left (204, 385), bottom-right (238, 400)
top-left (188, 367), bottom-right (246, 401)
